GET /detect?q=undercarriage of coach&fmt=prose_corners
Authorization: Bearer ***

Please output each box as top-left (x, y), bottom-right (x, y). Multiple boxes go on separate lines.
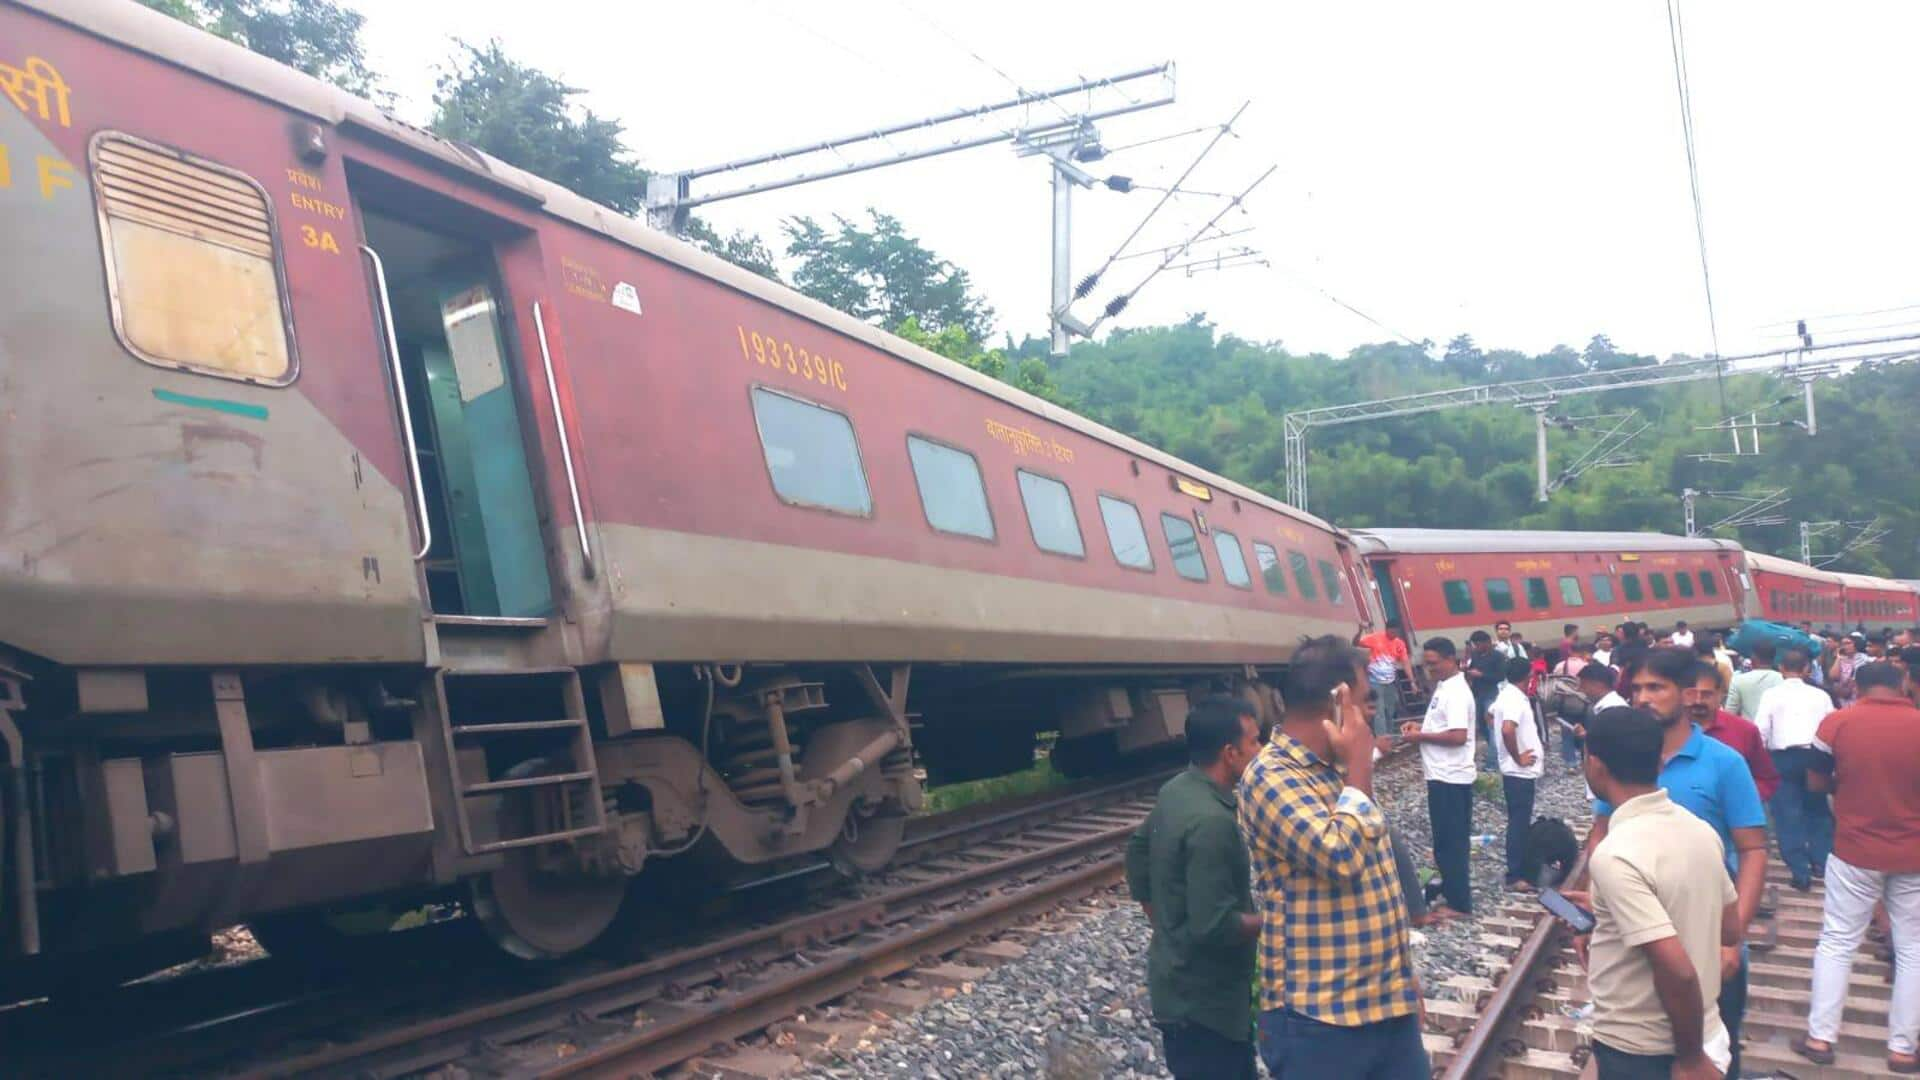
top-left (0, 645), bottom-right (1280, 995)
top-left (0, 651), bottom-right (932, 993)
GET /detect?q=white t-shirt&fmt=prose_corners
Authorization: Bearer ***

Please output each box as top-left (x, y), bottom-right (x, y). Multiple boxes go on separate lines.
top-left (1593, 648), bottom-right (1613, 667)
top-left (1420, 671), bottom-right (1478, 784)
top-left (1671, 630), bottom-right (1694, 648)
top-left (1492, 682), bottom-right (1543, 780)
top-left (1593, 690), bottom-right (1628, 713)
top-left (1753, 677), bottom-right (1835, 750)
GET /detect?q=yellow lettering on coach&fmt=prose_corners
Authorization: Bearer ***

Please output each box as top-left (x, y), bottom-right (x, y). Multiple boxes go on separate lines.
top-left (36, 155), bottom-right (72, 200)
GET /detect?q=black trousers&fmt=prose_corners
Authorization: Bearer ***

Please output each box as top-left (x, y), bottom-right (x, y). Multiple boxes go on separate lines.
top-left (1158, 1021), bottom-right (1255, 1080)
top-left (1502, 775), bottom-right (1536, 884)
top-left (1427, 780), bottom-right (1474, 914)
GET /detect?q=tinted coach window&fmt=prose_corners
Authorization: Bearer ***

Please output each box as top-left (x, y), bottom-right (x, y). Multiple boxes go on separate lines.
top-left (751, 387), bottom-right (872, 515)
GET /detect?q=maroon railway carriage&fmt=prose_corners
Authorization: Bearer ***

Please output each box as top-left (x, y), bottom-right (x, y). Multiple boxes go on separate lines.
top-left (1741, 551), bottom-right (1845, 628)
top-left (1349, 529), bottom-right (1747, 648)
top-left (0, 1), bottom-right (1368, 981)
top-left (1833, 572), bottom-right (1920, 634)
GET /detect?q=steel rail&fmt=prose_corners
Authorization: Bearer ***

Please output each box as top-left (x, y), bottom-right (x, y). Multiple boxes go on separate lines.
top-left (240, 799), bottom-right (1153, 1079)
top-left (1441, 850), bottom-right (1591, 1080)
top-left (549, 851), bottom-right (1127, 1079)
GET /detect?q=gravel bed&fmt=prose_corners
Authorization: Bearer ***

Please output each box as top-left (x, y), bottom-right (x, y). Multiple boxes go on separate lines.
top-left (801, 745), bottom-right (1592, 1079)
top-left (1371, 744), bottom-right (1594, 990)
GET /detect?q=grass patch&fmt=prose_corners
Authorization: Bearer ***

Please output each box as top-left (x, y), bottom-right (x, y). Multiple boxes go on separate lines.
top-left (920, 756), bottom-right (1071, 816)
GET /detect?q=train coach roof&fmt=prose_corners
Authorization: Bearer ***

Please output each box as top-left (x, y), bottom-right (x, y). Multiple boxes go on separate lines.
top-left (1832, 570), bottom-right (1916, 592)
top-left (1743, 549), bottom-right (1846, 584)
top-left (1348, 528), bottom-right (1739, 556)
top-left (37, 0), bottom-right (1339, 537)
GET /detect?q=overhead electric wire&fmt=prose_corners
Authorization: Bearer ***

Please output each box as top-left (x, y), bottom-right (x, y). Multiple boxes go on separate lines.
top-left (1664, 0), bottom-right (1727, 417)
top-left (1074, 102), bottom-right (1249, 302)
top-left (1088, 164), bottom-right (1276, 333)
top-left (1757, 301), bottom-right (1920, 329)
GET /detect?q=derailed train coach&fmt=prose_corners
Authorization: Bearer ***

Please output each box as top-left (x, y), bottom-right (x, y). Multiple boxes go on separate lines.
top-left (1349, 528), bottom-right (1747, 645)
top-left (0, 0), bottom-right (1369, 987)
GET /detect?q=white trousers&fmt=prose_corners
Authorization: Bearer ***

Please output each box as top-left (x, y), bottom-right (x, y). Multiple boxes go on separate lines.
top-left (1807, 853), bottom-right (1920, 1055)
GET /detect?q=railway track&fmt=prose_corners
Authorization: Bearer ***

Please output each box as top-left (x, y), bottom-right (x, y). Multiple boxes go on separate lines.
top-left (1431, 842), bottom-right (1896, 1079)
top-left (5, 767), bottom-right (1177, 1079)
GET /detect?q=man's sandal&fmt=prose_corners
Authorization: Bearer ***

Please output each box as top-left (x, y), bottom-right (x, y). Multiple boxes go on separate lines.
top-left (1790, 1035), bottom-right (1836, 1065)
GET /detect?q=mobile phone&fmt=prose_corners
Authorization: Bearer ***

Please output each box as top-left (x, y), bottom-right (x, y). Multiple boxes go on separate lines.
top-left (1539, 887), bottom-right (1596, 934)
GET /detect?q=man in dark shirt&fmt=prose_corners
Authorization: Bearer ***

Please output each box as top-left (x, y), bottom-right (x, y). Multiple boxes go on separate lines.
top-left (1466, 630), bottom-right (1504, 770)
top-left (1125, 697), bottom-right (1263, 1079)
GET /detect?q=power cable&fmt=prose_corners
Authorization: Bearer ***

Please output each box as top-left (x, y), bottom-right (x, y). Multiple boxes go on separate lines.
top-left (1664, 0), bottom-right (1727, 416)
top-left (901, 2), bottom-right (1080, 125)
top-left (1756, 301), bottom-right (1920, 329)
top-left (1073, 102), bottom-right (1249, 302)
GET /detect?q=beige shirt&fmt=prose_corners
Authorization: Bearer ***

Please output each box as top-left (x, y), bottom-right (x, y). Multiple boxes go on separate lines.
top-left (1587, 788), bottom-right (1736, 1065)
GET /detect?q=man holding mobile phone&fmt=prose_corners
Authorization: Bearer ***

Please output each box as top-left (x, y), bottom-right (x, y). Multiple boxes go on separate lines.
top-left (1569, 705), bottom-right (1739, 1080)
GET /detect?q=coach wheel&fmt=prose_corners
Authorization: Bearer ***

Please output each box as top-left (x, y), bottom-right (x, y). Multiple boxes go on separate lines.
top-left (470, 853), bottom-right (627, 961)
top-left (827, 808), bottom-right (905, 878)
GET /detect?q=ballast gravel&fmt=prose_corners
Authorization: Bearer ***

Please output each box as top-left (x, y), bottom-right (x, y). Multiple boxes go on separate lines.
top-left (799, 747), bottom-right (1593, 1079)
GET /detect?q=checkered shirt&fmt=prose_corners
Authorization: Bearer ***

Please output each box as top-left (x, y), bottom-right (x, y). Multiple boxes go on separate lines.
top-left (1236, 731), bottom-right (1420, 1023)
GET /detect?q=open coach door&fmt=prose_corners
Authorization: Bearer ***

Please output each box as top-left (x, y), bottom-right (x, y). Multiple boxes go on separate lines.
top-left (1337, 540), bottom-right (1378, 632)
top-left (344, 162), bottom-right (617, 958)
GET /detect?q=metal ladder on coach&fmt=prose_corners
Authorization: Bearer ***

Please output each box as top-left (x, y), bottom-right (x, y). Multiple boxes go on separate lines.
top-left (433, 668), bottom-right (607, 855)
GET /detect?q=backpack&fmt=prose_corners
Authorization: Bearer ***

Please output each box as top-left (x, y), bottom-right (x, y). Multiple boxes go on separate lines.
top-left (1538, 673), bottom-right (1589, 722)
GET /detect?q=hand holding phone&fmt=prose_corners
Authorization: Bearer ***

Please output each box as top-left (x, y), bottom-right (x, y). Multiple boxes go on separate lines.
top-left (1539, 887), bottom-right (1596, 934)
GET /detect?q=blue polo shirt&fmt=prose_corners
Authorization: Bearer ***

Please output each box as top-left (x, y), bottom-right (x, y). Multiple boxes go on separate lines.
top-left (1594, 724), bottom-right (1766, 872)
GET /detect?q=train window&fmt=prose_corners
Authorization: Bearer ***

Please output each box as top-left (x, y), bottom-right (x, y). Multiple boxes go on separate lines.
top-left (91, 133), bottom-right (296, 384)
top-left (750, 387), bottom-right (872, 515)
top-left (1675, 572), bottom-right (1695, 598)
top-left (1650, 573), bottom-right (1671, 600)
top-left (1524, 577), bottom-right (1552, 609)
top-left (1213, 530), bottom-right (1253, 589)
top-left (1443, 579), bottom-right (1475, 615)
top-left (1016, 470), bottom-right (1085, 557)
top-left (1097, 496), bottom-right (1153, 570)
top-left (1590, 574), bottom-right (1615, 604)
top-left (1161, 513), bottom-right (1208, 581)
top-left (1252, 542), bottom-right (1287, 595)
top-left (906, 436), bottom-right (993, 540)
top-left (1289, 550), bottom-right (1318, 599)
top-left (1559, 576), bottom-right (1586, 606)
top-left (1317, 560), bottom-right (1346, 605)
top-left (1484, 577), bottom-right (1515, 612)
top-left (1698, 570), bottom-right (1718, 596)
top-left (1621, 573), bottom-right (1644, 602)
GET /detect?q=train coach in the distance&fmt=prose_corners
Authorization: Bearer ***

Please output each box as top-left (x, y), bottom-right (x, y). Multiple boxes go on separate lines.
top-left (1349, 529), bottom-right (1748, 647)
top-left (0, 0), bottom-right (1372, 993)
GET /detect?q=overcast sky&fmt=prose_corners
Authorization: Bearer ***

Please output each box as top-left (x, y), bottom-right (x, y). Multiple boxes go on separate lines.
top-left (354, 1), bottom-right (1920, 360)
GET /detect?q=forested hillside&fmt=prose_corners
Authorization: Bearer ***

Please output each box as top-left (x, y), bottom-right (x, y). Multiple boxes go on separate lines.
top-left (1030, 320), bottom-right (1919, 577)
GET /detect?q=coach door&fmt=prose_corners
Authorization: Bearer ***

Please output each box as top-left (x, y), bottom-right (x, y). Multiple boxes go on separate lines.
top-left (354, 189), bottom-right (553, 620)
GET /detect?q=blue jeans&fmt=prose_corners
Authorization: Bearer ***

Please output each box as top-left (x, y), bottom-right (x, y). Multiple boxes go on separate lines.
top-left (1770, 748), bottom-right (1834, 884)
top-left (1720, 946), bottom-right (1748, 1080)
top-left (1258, 1008), bottom-right (1429, 1079)
top-left (1559, 719), bottom-right (1583, 765)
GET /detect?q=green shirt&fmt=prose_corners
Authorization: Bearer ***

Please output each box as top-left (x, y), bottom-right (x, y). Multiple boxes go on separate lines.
top-left (1124, 767), bottom-right (1255, 1042)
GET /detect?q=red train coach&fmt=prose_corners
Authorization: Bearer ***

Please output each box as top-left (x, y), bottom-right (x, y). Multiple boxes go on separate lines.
top-left (1834, 572), bottom-right (1920, 633)
top-left (1350, 529), bottom-right (1746, 647)
top-left (1742, 551), bottom-right (1845, 628)
top-left (0, 1), bottom-right (1365, 982)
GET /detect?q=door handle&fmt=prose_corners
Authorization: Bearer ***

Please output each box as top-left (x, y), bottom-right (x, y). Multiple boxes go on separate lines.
top-left (533, 302), bottom-right (595, 579)
top-left (361, 244), bottom-right (433, 562)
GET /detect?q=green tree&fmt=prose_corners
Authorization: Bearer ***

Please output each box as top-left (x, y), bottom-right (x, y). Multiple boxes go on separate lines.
top-left (139, 0), bottom-right (380, 95)
top-left (681, 218), bottom-right (782, 281)
top-left (894, 318), bottom-right (1067, 406)
top-left (429, 40), bottom-right (646, 214)
top-left (785, 211), bottom-right (993, 340)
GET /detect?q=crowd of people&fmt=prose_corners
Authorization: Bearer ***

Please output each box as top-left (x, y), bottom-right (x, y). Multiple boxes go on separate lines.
top-left (1126, 616), bottom-right (1920, 1079)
